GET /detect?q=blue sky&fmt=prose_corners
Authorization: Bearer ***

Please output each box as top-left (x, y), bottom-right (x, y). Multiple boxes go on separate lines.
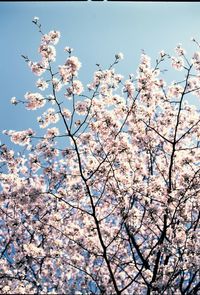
top-left (1, 2), bottom-right (200, 147)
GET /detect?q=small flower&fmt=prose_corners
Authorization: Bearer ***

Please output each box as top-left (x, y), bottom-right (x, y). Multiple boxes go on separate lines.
top-left (75, 100), bottom-right (89, 115)
top-left (36, 79), bottom-right (48, 91)
top-left (159, 50), bottom-right (166, 58)
top-left (2, 286), bottom-right (10, 293)
top-left (175, 44), bottom-right (186, 56)
top-left (45, 127), bottom-right (59, 138)
top-left (129, 74), bottom-right (134, 80)
top-left (62, 108), bottom-right (71, 119)
top-left (33, 16), bottom-right (39, 22)
top-left (10, 97), bottom-right (18, 105)
top-left (75, 120), bottom-right (81, 126)
top-left (28, 60), bottom-right (47, 76)
top-left (64, 47), bottom-right (73, 53)
top-left (168, 84), bottom-right (183, 98)
top-left (47, 94), bottom-right (56, 105)
top-left (52, 78), bottom-right (62, 92)
top-left (123, 80), bottom-right (135, 97)
top-left (115, 52), bottom-right (124, 60)
top-left (171, 56), bottom-right (184, 71)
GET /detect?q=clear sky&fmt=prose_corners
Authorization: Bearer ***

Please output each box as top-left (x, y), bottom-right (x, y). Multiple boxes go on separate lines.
top-left (1, 1), bottom-right (200, 147)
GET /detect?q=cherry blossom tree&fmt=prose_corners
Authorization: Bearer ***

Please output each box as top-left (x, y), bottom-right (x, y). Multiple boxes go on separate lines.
top-left (0, 18), bottom-right (200, 294)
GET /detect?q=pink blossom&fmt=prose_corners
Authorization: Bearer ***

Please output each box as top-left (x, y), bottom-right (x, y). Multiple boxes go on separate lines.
top-left (75, 100), bottom-right (89, 115)
top-left (44, 127), bottom-right (60, 138)
top-left (65, 80), bottom-right (84, 97)
top-left (39, 44), bottom-right (56, 62)
top-left (171, 56), bottom-right (184, 71)
top-left (41, 30), bottom-right (61, 45)
top-left (37, 108), bottom-right (59, 128)
top-left (36, 78), bottom-right (48, 91)
top-left (123, 80), bottom-right (135, 97)
top-left (64, 56), bottom-right (81, 76)
top-left (175, 44), bottom-right (186, 56)
top-left (168, 84), bottom-right (183, 98)
top-left (28, 60), bottom-right (48, 76)
top-left (6, 129), bottom-right (34, 146)
top-left (52, 77), bottom-right (62, 92)
top-left (62, 107), bottom-right (71, 119)
top-left (192, 51), bottom-right (200, 71)
top-left (24, 92), bottom-right (46, 110)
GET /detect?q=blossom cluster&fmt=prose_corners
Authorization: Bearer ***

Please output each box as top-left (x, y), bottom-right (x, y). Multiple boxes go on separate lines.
top-left (37, 108), bottom-right (60, 128)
